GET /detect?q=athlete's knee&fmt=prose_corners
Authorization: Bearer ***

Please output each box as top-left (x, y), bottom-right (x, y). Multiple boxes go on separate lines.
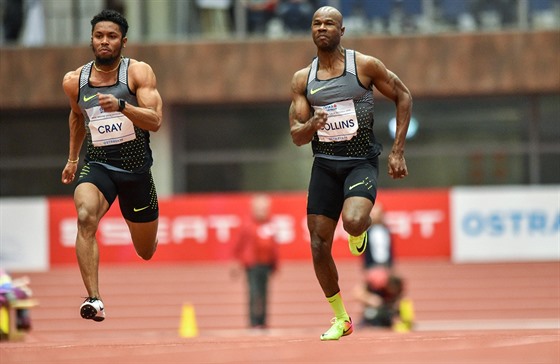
top-left (75, 205), bottom-right (99, 236)
top-left (135, 239), bottom-right (158, 260)
top-left (310, 236), bottom-right (331, 261)
top-left (136, 249), bottom-right (154, 261)
top-left (342, 213), bottom-right (370, 236)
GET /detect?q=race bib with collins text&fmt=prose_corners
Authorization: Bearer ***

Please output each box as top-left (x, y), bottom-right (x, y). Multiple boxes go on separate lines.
top-left (313, 99), bottom-right (358, 142)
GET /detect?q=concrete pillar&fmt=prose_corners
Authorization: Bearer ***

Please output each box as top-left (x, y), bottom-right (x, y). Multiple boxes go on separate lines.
top-left (123, 0), bottom-right (143, 41)
top-left (146, 0), bottom-right (172, 42)
top-left (150, 105), bottom-right (173, 197)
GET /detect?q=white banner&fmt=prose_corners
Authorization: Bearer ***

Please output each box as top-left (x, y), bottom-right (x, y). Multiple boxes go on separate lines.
top-left (0, 198), bottom-right (49, 271)
top-left (451, 186), bottom-right (560, 262)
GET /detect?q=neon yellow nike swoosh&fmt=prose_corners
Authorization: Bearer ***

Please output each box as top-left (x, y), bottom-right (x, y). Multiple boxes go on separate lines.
top-left (349, 181), bottom-right (365, 190)
top-left (133, 206), bottom-right (150, 212)
top-left (83, 94), bottom-right (97, 102)
top-left (310, 85), bottom-right (327, 95)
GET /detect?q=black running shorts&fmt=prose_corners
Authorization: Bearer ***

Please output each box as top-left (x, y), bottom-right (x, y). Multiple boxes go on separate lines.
top-left (76, 162), bottom-right (159, 223)
top-left (307, 157), bottom-right (379, 221)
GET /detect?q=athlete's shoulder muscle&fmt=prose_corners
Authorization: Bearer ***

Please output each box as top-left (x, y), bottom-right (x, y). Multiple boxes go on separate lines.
top-left (291, 66), bottom-right (311, 96)
top-left (355, 51), bottom-right (389, 88)
top-left (62, 67), bottom-right (82, 99)
top-left (128, 60), bottom-right (157, 92)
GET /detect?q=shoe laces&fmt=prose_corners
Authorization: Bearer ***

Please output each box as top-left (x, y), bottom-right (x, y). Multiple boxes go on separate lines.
top-left (328, 317), bottom-right (348, 330)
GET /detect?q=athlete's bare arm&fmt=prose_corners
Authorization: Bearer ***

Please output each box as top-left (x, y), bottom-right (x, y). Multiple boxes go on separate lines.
top-left (61, 69), bottom-right (86, 184)
top-left (357, 53), bottom-right (412, 179)
top-left (289, 67), bottom-right (328, 146)
top-left (126, 61), bottom-right (163, 131)
top-left (95, 60), bottom-right (163, 132)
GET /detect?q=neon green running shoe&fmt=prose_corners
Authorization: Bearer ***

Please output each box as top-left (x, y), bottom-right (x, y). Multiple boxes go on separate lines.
top-left (348, 231), bottom-right (367, 256)
top-left (320, 317), bottom-right (353, 341)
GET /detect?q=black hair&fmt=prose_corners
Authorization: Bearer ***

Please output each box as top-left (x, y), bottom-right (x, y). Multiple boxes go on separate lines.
top-left (91, 9), bottom-right (128, 37)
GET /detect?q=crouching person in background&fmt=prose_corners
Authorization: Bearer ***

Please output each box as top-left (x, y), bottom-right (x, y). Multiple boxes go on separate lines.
top-left (353, 204), bottom-right (414, 331)
top-left (0, 269), bottom-right (33, 337)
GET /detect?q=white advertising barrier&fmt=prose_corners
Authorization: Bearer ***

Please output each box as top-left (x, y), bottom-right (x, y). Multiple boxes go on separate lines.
top-left (0, 197), bottom-right (49, 271)
top-left (451, 186), bottom-right (560, 263)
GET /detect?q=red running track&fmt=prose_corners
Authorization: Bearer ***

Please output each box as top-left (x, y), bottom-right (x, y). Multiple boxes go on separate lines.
top-left (1, 260), bottom-right (559, 363)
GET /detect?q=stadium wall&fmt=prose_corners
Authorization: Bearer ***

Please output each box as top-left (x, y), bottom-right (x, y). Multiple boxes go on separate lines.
top-left (1, 186), bottom-right (558, 272)
top-left (1, 30), bottom-right (559, 109)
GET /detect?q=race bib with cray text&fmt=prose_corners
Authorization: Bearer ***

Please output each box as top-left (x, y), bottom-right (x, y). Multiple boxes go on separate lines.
top-left (86, 106), bottom-right (136, 147)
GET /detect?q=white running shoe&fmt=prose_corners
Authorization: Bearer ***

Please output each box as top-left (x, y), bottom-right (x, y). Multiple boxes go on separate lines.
top-left (80, 297), bottom-right (105, 322)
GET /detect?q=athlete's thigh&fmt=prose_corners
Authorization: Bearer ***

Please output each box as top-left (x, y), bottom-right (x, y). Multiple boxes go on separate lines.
top-left (341, 158), bottom-right (379, 222)
top-left (74, 163), bottom-right (117, 220)
top-left (125, 218), bottom-right (158, 248)
top-left (343, 158), bottom-right (379, 203)
top-left (114, 170), bottom-right (159, 252)
top-left (307, 158), bottom-right (345, 221)
top-left (116, 170), bottom-right (159, 223)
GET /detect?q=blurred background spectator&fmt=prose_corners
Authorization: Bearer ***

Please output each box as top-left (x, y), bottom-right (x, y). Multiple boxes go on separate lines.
top-left (470, 0), bottom-right (517, 31)
top-left (244, 0), bottom-right (278, 35)
top-left (231, 194), bottom-right (280, 329)
top-left (106, 0), bottom-right (125, 14)
top-left (277, 0), bottom-right (313, 34)
top-left (2, 0), bottom-right (557, 44)
top-left (2, 0), bottom-right (24, 44)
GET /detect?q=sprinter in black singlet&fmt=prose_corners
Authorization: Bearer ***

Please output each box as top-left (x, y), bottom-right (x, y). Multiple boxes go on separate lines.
top-left (61, 9), bottom-right (163, 322)
top-left (289, 6), bottom-right (412, 340)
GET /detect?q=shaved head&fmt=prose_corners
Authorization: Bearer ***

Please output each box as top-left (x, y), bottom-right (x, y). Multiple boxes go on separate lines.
top-left (313, 6), bottom-right (343, 26)
top-left (311, 6), bottom-right (345, 51)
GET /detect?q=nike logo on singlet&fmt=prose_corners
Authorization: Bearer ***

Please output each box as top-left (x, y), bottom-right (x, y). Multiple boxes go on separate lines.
top-left (83, 94), bottom-right (97, 102)
top-left (309, 85), bottom-right (327, 95)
